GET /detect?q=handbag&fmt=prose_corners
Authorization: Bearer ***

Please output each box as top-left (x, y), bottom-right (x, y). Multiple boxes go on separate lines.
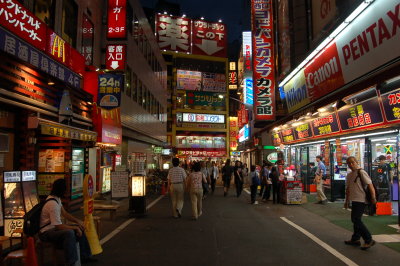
top-left (354, 169), bottom-right (377, 204)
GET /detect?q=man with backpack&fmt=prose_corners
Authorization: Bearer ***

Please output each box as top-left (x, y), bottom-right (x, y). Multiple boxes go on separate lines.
top-left (39, 179), bottom-right (95, 265)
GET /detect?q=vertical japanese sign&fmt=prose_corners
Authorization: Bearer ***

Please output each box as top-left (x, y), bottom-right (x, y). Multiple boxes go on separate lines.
top-left (229, 62), bottom-right (237, 89)
top-left (324, 140), bottom-right (330, 166)
top-left (0, 0), bottom-right (47, 51)
top-left (82, 14), bottom-right (94, 65)
top-left (106, 44), bottom-right (126, 70)
top-left (156, 14), bottom-right (191, 53)
top-left (97, 73), bottom-right (123, 109)
top-left (243, 32), bottom-right (253, 105)
top-left (107, 0), bottom-right (127, 39)
top-left (251, 0), bottom-right (275, 120)
top-left (229, 117), bottom-right (238, 151)
top-left (192, 20), bottom-right (227, 57)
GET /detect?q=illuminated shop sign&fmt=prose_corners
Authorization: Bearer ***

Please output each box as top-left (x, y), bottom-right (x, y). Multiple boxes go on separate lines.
top-left (380, 88), bottom-right (400, 122)
top-left (244, 78), bottom-right (253, 105)
top-left (179, 113), bottom-right (225, 124)
top-left (251, 0), bottom-right (276, 120)
top-left (281, 128), bottom-right (296, 143)
top-left (107, 0), bottom-right (127, 39)
top-left (192, 19), bottom-right (227, 57)
top-left (272, 132), bottom-right (282, 146)
top-left (106, 44), bottom-right (126, 70)
top-left (238, 124), bottom-right (250, 142)
top-left (311, 113), bottom-right (340, 136)
top-left (98, 73), bottom-right (123, 109)
top-left (293, 122), bottom-right (313, 140)
top-left (156, 14), bottom-right (191, 52)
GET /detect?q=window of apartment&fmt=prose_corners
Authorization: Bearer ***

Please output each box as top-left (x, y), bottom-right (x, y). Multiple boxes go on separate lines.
top-left (34, 0), bottom-right (56, 28)
top-left (61, 0), bottom-right (78, 47)
top-left (131, 72), bottom-right (137, 102)
top-left (125, 66), bottom-right (132, 96)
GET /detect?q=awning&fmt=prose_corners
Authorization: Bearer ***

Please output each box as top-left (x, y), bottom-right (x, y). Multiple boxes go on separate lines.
top-left (35, 118), bottom-right (97, 141)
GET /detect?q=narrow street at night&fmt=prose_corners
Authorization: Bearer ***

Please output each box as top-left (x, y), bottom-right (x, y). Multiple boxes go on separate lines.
top-left (90, 188), bottom-right (400, 266)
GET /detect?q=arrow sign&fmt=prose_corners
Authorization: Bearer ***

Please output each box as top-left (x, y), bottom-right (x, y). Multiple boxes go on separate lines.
top-left (110, 61), bottom-right (119, 69)
top-left (195, 39), bottom-right (223, 55)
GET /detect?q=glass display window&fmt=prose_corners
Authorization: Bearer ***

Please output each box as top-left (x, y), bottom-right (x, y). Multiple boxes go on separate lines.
top-left (176, 136), bottom-right (226, 149)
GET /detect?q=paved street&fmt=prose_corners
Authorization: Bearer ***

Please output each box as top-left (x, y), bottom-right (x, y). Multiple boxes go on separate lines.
top-left (89, 188), bottom-right (400, 266)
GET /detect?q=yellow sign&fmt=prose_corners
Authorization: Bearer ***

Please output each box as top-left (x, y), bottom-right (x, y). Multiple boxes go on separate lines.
top-left (50, 33), bottom-right (66, 63)
top-left (41, 123), bottom-right (97, 141)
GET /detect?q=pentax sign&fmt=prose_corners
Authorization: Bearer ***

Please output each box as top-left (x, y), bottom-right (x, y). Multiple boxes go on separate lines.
top-left (106, 44), bottom-right (126, 70)
top-left (107, 0), bottom-right (127, 39)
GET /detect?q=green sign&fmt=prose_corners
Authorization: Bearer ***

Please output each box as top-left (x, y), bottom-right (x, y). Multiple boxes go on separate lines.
top-left (263, 146), bottom-right (277, 150)
top-left (153, 147), bottom-right (162, 154)
top-left (186, 91), bottom-right (225, 107)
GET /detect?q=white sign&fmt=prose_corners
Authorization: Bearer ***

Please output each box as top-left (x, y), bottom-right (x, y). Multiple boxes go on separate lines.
top-left (22, 171), bottom-right (36, 181)
top-left (4, 171), bottom-right (21, 182)
top-left (180, 113), bottom-right (225, 124)
top-left (111, 171), bottom-right (129, 198)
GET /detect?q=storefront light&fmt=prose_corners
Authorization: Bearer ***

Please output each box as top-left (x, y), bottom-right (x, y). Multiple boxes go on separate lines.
top-left (131, 175), bottom-right (146, 196)
top-left (340, 130), bottom-right (398, 140)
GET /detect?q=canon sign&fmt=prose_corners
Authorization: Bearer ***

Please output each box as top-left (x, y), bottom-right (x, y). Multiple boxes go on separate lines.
top-left (306, 57), bottom-right (339, 89)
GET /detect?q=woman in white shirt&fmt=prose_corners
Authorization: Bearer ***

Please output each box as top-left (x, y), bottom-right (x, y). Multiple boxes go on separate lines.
top-left (187, 162), bottom-right (208, 220)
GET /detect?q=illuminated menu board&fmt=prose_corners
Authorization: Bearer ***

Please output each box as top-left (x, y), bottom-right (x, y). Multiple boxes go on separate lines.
top-left (281, 128), bottom-right (296, 143)
top-left (293, 122), bottom-right (313, 140)
top-left (272, 132), bottom-right (282, 146)
top-left (311, 114), bottom-right (340, 136)
top-left (380, 88), bottom-right (400, 122)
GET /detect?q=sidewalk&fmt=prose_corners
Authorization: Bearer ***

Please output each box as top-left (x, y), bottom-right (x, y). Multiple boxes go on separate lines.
top-left (301, 193), bottom-right (400, 252)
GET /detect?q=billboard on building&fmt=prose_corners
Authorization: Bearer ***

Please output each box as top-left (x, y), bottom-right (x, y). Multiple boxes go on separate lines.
top-left (107, 0), bottom-right (127, 39)
top-left (242, 32), bottom-right (253, 105)
top-left (192, 20), bottom-right (227, 57)
top-left (156, 14), bottom-right (191, 53)
top-left (251, 0), bottom-right (276, 121)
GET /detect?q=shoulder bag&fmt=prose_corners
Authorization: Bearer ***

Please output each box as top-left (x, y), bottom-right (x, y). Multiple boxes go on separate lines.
top-left (354, 169), bottom-right (377, 204)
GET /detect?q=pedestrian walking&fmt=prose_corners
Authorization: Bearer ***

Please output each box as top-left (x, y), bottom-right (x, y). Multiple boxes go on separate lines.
top-left (262, 163), bottom-right (272, 201)
top-left (270, 166), bottom-right (280, 204)
top-left (222, 159), bottom-right (234, 197)
top-left (39, 179), bottom-right (95, 265)
top-left (167, 158), bottom-right (187, 218)
top-left (201, 161), bottom-right (210, 198)
top-left (344, 156), bottom-right (377, 250)
top-left (249, 165), bottom-right (260, 204)
top-left (314, 155), bottom-right (328, 204)
top-left (187, 161), bottom-right (208, 220)
top-left (259, 161), bottom-right (268, 197)
top-left (242, 163), bottom-right (249, 187)
top-left (234, 161), bottom-right (244, 197)
top-left (210, 161), bottom-right (219, 194)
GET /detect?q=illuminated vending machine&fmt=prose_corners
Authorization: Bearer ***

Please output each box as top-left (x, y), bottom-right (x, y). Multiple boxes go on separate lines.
top-left (3, 171), bottom-right (39, 237)
top-left (71, 148), bottom-right (85, 200)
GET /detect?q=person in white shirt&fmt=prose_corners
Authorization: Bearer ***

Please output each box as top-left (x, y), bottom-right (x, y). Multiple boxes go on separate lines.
top-left (39, 178), bottom-right (95, 265)
top-left (209, 161), bottom-right (219, 194)
top-left (344, 156), bottom-right (377, 250)
top-left (167, 158), bottom-right (187, 218)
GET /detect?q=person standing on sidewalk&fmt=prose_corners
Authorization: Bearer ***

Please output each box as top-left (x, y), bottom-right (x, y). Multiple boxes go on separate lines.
top-left (314, 155), bottom-right (328, 204)
top-left (344, 156), bottom-right (377, 250)
top-left (167, 158), bottom-right (187, 218)
top-left (259, 161), bottom-right (268, 197)
top-left (186, 162), bottom-right (208, 220)
top-left (270, 165), bottom-right (280, 204)
top-left (249, 165), bottom-right (260, 204)
top-left (234, 161), bottom-right (244, 197)
top-left (209, 161), bottom-right (219, 194)
top-left (222, 159), bottom-right (234, 197)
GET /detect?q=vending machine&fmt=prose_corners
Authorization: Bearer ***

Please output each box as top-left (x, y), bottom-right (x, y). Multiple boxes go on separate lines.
top-left (71, 148), bottom-right (85, 199)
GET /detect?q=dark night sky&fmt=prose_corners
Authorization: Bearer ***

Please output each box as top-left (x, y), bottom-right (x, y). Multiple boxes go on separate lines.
top-left (140, 0), bottom-right (249, 42)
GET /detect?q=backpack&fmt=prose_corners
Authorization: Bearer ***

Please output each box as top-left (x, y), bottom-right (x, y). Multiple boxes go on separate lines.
top-left (23, 198), bottom-right (57, 236)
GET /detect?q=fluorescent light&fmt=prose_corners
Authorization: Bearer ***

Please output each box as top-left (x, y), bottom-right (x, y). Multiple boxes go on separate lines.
top-left (345, 1), bottom-right (372, 23)
top-left (371, 138), bottom-right (387, 142)
top-left (340, 130), bottom-right (398, 140)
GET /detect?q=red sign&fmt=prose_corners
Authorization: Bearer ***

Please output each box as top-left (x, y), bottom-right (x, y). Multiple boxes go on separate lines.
top-left (305, 43), bottom-right (345, 101)
top-left (251, 0), bottom-right (276, 121)
top-left (47, 29), bottom-right (71, 65)
top-left (106, 44), bottom-right (126, 70)
top-left (192, 20), bottom-right (227, 57)
top-left (0, 0), bottom-right (47, 51)
top-left (156, 14), bottom-right (191, 53)
top-left (229, 70), bottom-right (237, 89)
top-left (177, 149), bottom-right (226, 157)
top-left (107, 0), bottom-right (127, 39)
top-left (237, 104), bottom-right (248, 128)
top-left (92, 105), bottom-right (122, 145)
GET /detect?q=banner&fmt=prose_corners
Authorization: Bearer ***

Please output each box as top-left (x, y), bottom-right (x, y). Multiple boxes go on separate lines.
top-left (156, 14), bottom-right (191, 53)
top-left (380, 88), bottom-right (400, 122)
top-left (186, 91), bottom-right (225, 107)
top-left (311, 113), bottom-right (340, 136)
top-left (98, 73), bottom-right (123, 109)
top-left (251, 0), bottom-right (276, 120)
top-left (293, 122), bottom-right (313, 140)
top-left (283, 70), bottom-right (309, 113)
top-left (107, 0), bottom-right (127, 39)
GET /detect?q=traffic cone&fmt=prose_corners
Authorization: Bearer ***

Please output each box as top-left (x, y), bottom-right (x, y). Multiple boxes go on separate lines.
top-left (84, 214), bottom-right (103, 255)
top-left (24, 236), bottom-right (38, 266)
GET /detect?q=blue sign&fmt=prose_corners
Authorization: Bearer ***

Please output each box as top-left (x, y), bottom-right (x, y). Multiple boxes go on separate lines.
top-left (0, 26), bottom-right (81, 89)
top-left (244, 78), bottom-right (253, 105)
top-left (98, 73), bottom-right (123, 109)
top-left (239, 124), bottom-right (250, 142)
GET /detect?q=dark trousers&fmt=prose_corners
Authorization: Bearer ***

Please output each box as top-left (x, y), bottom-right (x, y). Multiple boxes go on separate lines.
top-left (40, 228), bottom-right (92, 265)
top-left (272, 182), bottom-right (280, 203)
top-left (210, 178), bottom-right (216, 193)
top-left (235, 180), bottom-right (243, 197)
top-left (351, 201), bottom-right (372, 242)
top-left (250, 185), bottom-right (258, 203)
top-left (259, 183), bottom-right (265, 196)
top-left (263, 184), bottom-right (271, 200)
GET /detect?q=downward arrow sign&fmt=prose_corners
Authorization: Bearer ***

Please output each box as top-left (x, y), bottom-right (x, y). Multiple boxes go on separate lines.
top-left (111, 61), bottom-right (119, 69)
top-left (195, 39), bottom-right (223, 55)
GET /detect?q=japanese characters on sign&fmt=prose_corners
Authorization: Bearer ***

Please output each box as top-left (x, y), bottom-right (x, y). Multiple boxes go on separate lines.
top-left (82, 14), bottom-right (94, 65)
top-left (178, 113), bottom-right (225, 124)
top-left (272, 132), bottom-right (282, 146)
top-left (380, 88), bottom-right (400, 122)
top-left (0, 0), bottom-right (47, 51)
top-left (202, 72), bottom-right (226, 92)
top-left (106, 44), bottom-right (126, 70)
top-left (41, 123), bottom-right (97, 141)
top-left (337, 97), bottom-right (384, 131)
top-left (237, 104), bottom-right (249, 129)
top-left (192, 20), bottom-right (227, 57)
top-left (107, 0), bottom-right (127, 39)
top-left (177, 70), bottom-right (202, 90)
top-left (98, 73), bottom-right (123, 109)
top-left (281, 128), bottom-right (296, 143)
top-left (229, 117), bottom-right (238, 151)
top-left (229, 70), bottom-right (237, 89)
top-left (186, 91), bottom-right (225, 108)
top-left (177, 149), bottom-right (226, 157)
top-left (4, 171), bottom-right (21, 182)
top-left (22, 171), bottom-right (36, 181)
top-left (156, 14), bottom-right (191, 53)
top-left (0, 27), bottom-right (81, 89)
top-left (238, 124), bottom-right (250, 142)
top-left (311, 113), bottom-right (340, 136)
top-left (243, 32), bottom-right (254, 105)
top-left (294, 122), bottom-right (313, 140)
top-left (251, 0), bottom-right (275, 120)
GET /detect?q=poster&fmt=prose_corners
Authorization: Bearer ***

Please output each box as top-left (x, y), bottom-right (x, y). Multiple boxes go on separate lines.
top-left (177, 70), bottom-right (202, 91)
top-left (111, 171), bottom-right (129, 198)
top-left (38, 149), bottom-right (65, 172)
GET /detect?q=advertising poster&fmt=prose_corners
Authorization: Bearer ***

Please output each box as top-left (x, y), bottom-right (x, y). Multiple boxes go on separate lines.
top-left (98, 73), bottom-right (123, 109)
top-left (311, 113), bottom-right (340, 136)
top-left (177, 70), bottom-right (202, 91)
top-left (202, 72), bottom-right (226, 92)
top-left (294, 122), bottom-right (313, 140)
top-left (284, 70), bottom-right (309, 113)
top-left (111, 171), bottom-right (129, 198)
top-left (38, 149), bottom-right (65, 173)
top-left (192, 20), bottom-right (227, 57)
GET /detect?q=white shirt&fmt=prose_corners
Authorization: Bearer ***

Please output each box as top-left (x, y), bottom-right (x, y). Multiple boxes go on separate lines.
top-left (346, 168), bottom-right (372, 203)
top-left (168, 167), bottom-right (187, 183)
top-left (40, 195), bottom-right (63, 233)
